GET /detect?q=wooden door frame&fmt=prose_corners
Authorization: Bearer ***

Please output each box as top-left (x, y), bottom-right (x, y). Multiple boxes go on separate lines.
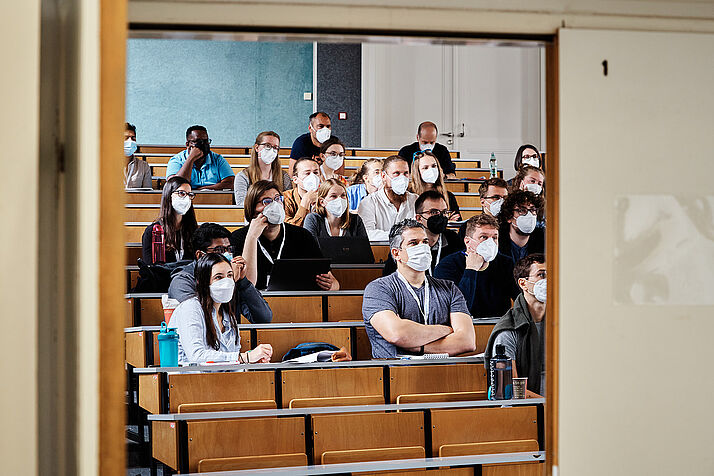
top-left (103, 22), bottom-right (560, 476)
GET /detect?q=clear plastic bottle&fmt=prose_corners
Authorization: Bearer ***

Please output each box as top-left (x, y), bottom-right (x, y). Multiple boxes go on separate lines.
top-left (488, 343), bottom-right (513, 400)
top-left (152, 223), bottom-right (166, 264)
top-left (489, 152), bottom-right (498, 178)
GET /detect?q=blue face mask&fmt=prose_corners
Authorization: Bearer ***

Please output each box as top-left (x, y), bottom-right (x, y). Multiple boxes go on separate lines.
top-left (223, 252), bottom-right (233, 261)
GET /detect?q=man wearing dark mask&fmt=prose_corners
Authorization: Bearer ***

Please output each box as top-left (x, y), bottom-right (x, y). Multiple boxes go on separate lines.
top-left (382, 190), bottom-right (463, 276)
top-left (166, 125), bottom-right (235, 190)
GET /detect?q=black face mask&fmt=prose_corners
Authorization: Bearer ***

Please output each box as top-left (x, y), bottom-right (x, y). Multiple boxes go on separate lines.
top-left (426, 214), bottom-right (448, 235)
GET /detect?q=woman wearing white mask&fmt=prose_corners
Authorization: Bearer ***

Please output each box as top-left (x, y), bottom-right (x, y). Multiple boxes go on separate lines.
top-left (408, 151), bottom-right (462, 221)
top-left (511, 144), bottom-right (543, 187)
top-left (347, 158), bottom-right (382, 211)
top-left (230, 180), bottom-right (340, 291)
top-left (303, 179), bottom-right (368, 240)
top-left (497, 189), bottom-right (545, 265)
top-left (513, 165), bottom-right (545, 196)
top-left (317, 137), bottom-right (349, 184)
top-left (283, 157), bottom-right (321, 226)
top-left (141, 176), bottom-right (198, 264)
top-left (123, 122), bottom-right (152, 189)
top-left (233, 131), bottom-right (292, 207)
top-left (168, 253), bottom-right (273, 364)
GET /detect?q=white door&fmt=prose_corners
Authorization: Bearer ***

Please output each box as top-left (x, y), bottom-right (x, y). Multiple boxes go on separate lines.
top-left (362, 42), bottom-right (544, 174)
top-left (362, 43), bottom-right (453, 151)
top-left (451, 44), bottom-right (543, 173)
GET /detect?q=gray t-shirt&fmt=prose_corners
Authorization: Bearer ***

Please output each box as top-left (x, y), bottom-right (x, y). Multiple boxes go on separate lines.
top-left (493, 320), bottom-right (545, 392)
top-left (362, 272), bottom-right (470, 358)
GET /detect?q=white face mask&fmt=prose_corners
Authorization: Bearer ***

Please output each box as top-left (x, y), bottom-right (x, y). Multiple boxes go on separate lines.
top-left (402, 243), bottom-right (432, 272)
top-left (315, 127), bottom-right (331, 143)
top-left (530, 278), bottom-right (546, 303)
top-left (420, 167), bottom-right (439, 184)
top-left (259, 147), bottom-right (278, 165)
top-left (171, 195), bottom-right (192, 215)
top-left (488, 198), bottom-right (503, 216)
top-left (124, 139), bottom-right (137, 157)
top-left (325, 197), bottom-right (348, 218)
top-left (475, 237), bottom-right (498, 262)
top-left (370, 174), bottom-right (383, 188)
top-left (301, 173), bottom-right (320, 192)
top-left (262, 200), bottom-right (285, 225)
top-left (522, 157), bottom-right (540, 168)
top-left (209, 277), bottom-right (235, 304)
top-left (324, 154), bottom-right (343, 171)
top-left (515, 212), bottom-right (537, 234)
top-left (419, 142), bottom-right (435, 151)
top-left (390, 175), bottom-right (409, 195)
top-left (524, 183), bottom-right (543, 195)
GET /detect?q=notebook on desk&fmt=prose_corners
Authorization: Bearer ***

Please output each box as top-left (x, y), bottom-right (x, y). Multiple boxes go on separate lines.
top-left (266, 258), bottom-right (332, 291)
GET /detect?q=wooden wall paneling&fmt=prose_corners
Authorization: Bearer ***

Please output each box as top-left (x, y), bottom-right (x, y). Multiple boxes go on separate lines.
top-left (280, 367), bottom-right (384, 407)
top-left (474, 324), bottom-right (495, 354)
top-left (388, 364), bottom-right (487, 403)
top-left (330, 268), bottom-right (381, 290)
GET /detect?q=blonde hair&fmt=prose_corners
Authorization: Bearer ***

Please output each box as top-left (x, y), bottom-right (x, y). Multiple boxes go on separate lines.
top-left (408, 151), bottom-right (449, 205)
top-left (246, 131), bottom-right (284, 192)
top-left (314, 178), bottom-right (351, 230)
top-left (351, 158), bottom-right (382, 186)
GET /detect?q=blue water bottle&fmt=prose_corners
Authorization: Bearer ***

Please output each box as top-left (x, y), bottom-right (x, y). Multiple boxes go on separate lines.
top-left (157, 321), bottom-right (179, 367)
top-left (488, 344), bottom-right (513, 400)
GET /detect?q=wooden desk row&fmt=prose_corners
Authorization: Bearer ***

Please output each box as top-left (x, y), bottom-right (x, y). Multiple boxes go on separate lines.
top-left (146, 399), bottom-right (544, 474)
top-left (136, 145), bottom-right (461, 159)
top-left (125, 320), bottom-right (497, 368)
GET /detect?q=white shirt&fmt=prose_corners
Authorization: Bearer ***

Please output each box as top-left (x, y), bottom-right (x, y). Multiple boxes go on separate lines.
top-left (168, 297), bottom-right (241, 363)
top-left (357, 187), bottom-right (418, 241)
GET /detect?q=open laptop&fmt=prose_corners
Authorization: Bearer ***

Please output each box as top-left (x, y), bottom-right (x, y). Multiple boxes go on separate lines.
top-left (318, 236), bottom-right (375, 264)
top-left (266, 258), bottom-right (332, 291)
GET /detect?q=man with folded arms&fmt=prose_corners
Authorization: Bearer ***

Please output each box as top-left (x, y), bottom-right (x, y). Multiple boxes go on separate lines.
top-left (362, 219), bottom-right (476, 358)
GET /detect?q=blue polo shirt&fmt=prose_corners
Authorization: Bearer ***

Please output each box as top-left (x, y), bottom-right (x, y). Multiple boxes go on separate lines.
top-left (166, 150), bottom-right (234, 188)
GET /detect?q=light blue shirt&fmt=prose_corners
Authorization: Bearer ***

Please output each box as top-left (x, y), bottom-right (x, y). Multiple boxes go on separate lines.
top-left (166, 149), bottom-right (235, 188)
top-left (168, 297), bottom-right (241, 363)
top-left (347, 183), bottom-right (367, 211)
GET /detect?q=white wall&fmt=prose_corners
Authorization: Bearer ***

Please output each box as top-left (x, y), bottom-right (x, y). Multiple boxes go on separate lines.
top-left (559, 28), bottom-right (714, 475)
top-left (0, 0), bottom-right (40, 474)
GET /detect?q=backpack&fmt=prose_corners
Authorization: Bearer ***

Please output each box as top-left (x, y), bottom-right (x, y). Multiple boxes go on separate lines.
top-left (131, 258), bottom-right (193, 293)
top-left (281, 342), bottom-right (339, 362)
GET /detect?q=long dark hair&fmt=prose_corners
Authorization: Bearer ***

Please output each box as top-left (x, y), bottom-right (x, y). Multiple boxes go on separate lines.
top-left (158, 176), bottom-right (198, 257)
top-left (513, 144), bottom-right (542, 172)
top-left (195, 253), bottom-right (239, 350)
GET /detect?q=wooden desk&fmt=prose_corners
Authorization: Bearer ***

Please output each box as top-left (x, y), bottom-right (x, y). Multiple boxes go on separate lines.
top-left (125, 204), bottom-right (245, 223)
top-left (125, 190), bottom-right (234, 205)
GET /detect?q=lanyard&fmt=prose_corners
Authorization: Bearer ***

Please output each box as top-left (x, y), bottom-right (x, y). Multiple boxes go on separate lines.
top-left (257, 224), bottom-right (286, 288)
top-left (434, 235), bottom-right (443, 267)
top-left (324, 218), bottom-right (344, 237)
top-left (396, 271), bottom-right (430, 325)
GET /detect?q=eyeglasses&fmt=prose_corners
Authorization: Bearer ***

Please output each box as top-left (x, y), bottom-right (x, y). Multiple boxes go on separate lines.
top-left (259, 143), bottom-right (280, 151)
top-left (483, 195), bottom-right (506, 201)
top-left (418, 209), bottom-right (450, 218)
top-left (173, 190), bottom-right (196, 199)
top-left (259, 195), bottom-right (284, 207)
top-left (522, 153), bottom-right (538, 160)
top-left (514, 206), bottom-right (538, 216)
top-left (206, 245), bottom-right (235, 254)
top-left (528, 271), bottom-right (547, 280)
top-left (325, 152), bottom-right (346, 158)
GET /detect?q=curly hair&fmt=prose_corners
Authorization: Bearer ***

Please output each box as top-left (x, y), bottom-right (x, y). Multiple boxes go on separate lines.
top-left (499, 189), bottom-right (544, 226)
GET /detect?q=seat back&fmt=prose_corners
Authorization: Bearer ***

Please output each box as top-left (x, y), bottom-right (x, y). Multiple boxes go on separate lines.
top-left (255, 327), bottom-right (351, 361)
top-left (167, 371), bottom-right (275, 412)
top-left (280, 367), bottom-right (384, 408)
top-left (388, 364), bottom-right (487, 403)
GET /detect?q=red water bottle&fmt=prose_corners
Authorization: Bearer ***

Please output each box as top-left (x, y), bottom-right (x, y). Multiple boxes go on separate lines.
top-left (152, 223), bottom-right (166, 263)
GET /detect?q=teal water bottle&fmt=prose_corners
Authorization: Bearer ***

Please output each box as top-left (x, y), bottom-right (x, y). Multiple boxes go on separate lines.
top-left (157, 321), bottom-right (179, 367)
top-left (489, 152), bottom-right (497, 178)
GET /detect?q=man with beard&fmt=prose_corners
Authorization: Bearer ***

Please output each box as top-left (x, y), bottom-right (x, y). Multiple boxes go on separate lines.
top-left (167, 125), bottom-right (235, 190)
top-left (357, 155), bottom-right (418, 241)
